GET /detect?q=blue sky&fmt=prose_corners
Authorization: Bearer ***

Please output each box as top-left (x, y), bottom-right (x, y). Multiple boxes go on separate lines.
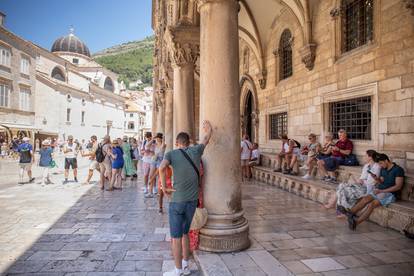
top-left (0, 0), bottom-right (153, 53)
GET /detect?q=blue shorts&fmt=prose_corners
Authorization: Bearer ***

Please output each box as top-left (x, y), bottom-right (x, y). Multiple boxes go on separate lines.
top-left (324, 156), bottom-right (344, 172)
top-left (370, 192), bottom-right (396, 206)
top-left (169, 200), bottom-right (198, 238)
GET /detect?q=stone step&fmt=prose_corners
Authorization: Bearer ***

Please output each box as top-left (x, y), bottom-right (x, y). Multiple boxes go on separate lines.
top-left (251, 166), bottom-right (414, 235)
top-left (259, 153), bottom-right (414, 202)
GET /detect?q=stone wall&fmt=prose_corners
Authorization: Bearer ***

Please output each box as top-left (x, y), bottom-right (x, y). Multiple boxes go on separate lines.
top-left (239, 0), bottom-right (414, 172)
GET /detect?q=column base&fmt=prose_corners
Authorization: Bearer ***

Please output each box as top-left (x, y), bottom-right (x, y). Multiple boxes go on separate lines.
top-left (198, 210), bottom-right (250, 253)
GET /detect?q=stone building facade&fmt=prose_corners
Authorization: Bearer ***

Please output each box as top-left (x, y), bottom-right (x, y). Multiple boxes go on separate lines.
top-left (0, 13), bottom-right (37, 141)
top-left (152, 0), bottom-right (414, 252)
top-left (0, 13), bottom-right (128, 144)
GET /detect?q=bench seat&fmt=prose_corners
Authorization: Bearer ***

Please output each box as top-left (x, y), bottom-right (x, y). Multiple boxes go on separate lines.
top-left (251, 165), bottom-right (414, 234)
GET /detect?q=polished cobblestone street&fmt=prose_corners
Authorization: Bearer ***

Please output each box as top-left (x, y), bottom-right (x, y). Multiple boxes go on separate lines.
top-left (0, 157), bottom-right (413, 275)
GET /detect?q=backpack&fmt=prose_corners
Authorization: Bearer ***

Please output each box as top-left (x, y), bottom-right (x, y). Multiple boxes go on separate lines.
top-left (96, 143), bottom-right (105, 163)
top-left (291, 139), bottom-right (301, 149)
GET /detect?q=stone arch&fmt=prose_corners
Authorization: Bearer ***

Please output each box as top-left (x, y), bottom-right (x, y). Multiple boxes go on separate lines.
top-left (51, 66), bottom-right (66, 82)
top-left (104, 77), bottom-right (114, 92)
top-left (240, 74), bottom-right (259, 142)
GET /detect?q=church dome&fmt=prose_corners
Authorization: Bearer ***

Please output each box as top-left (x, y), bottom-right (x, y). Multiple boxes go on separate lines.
top-left (51, 29), bottom-right (90, 57)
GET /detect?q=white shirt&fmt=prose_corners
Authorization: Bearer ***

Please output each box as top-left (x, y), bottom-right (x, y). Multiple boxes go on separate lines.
top-left (64, 143), bottom-right (78, 159)
top-left (240, 140), bottom-right (252, 160)
top-left (251, 149), bottom-right (260, 160)
top-left (360, 162), bottom-right (381, 193)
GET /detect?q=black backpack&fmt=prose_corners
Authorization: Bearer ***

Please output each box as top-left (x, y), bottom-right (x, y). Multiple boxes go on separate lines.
top-left (291, 139), bottom-right (301, 149)
top-left (96, 143), bottom-right (105, 163)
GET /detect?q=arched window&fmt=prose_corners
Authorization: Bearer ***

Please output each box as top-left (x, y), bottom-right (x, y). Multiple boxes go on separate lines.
top-left (279, 29), bottom-right (293, 80)
top-left (104, 77), bottom-right (114, 92)
top-left (51, 67), bottom-right (65, 81)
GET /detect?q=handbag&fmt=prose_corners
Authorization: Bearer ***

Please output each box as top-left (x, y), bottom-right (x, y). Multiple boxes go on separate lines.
top-left (179, 149), bottom-right (208, 230)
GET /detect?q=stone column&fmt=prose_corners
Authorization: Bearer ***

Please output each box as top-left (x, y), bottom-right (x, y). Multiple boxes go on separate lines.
top-left (171, 43), bottom-right (198, 141)
top-left (198, 0), bottom-right (249, 252)
top-left (156, 92), bottom-right (165, 134)
top-left (164, 89), bottom-right (174, 151)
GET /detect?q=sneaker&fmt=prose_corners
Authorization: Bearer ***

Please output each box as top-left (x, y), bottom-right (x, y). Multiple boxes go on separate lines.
top-left (182, 260), bottom-right (191, 276)
top-left (320, 176), bottom-right (330, 182)
top-left (347, 214), bottom-right (357, 231)
top-left (145, 193), bottom-right (154, 198)
top-left (63, 179), bottom-right (68, 184)
top-left (74, 178), bottom-right (78, 182)
top-left (29, 177), bottom-right (35, 183)
top-left (273, 168), bottom-right (282, 172)
top-left (302, 174), bottom-right (312, 180)
top-left (163, 269), bottom-right (183, 276)
top-left (283, 168), bottom-right (291, 175)
top-left (328, 177), bottom-right (337, 183)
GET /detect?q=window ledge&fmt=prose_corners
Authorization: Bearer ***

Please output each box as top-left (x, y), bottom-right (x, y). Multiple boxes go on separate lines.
top-left (335, 41), bottom-right (378, 64)
top-left (20, 73), bottom-right (30, 79)
top-left (0, 65), bottom-right (11, 73)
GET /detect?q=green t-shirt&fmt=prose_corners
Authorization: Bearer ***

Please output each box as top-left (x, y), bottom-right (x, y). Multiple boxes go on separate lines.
top-left (164, 144), bottom-right (205, 202)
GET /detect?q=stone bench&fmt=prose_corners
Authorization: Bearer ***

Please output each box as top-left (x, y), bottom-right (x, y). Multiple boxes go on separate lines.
top-left (251, 164), bottom-right (414, 235)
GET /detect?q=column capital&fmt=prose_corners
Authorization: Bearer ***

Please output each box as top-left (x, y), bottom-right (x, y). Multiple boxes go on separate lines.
top-left (164, 26), bottom-right (200, 67)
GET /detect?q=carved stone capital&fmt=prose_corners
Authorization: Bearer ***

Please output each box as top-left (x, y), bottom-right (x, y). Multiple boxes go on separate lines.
top-left (299, 43), bottom-right (317, 71)
top-left (404, 0), bottom-right (414, 15)
top-left (164, 26), bottom-right (200, 67)
top-left (171, 42), bottom-right (199, 67)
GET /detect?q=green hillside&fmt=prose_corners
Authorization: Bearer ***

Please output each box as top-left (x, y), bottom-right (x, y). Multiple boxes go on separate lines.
top-left (93, 36), bottom-right (154, 89)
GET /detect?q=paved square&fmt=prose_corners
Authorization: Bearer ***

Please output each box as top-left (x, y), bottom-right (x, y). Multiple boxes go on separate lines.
top-left (0, 158), bottom-right (413, 275)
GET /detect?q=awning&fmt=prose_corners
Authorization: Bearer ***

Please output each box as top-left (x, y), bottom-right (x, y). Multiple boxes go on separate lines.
top-left (0, 123), bottom-right (38, 130)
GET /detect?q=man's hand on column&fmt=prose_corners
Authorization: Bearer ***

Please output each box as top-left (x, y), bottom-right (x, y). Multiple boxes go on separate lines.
top-left (202, 120), bottom-right (213, 146)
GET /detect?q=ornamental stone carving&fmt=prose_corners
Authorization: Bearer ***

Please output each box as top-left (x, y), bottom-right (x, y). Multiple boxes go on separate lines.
top-left (258, 69), bottom-right (267, 89)
top-left (171, 42), bottom-right (199, 66)
top-left (299, 43), bottom-right (317, 71)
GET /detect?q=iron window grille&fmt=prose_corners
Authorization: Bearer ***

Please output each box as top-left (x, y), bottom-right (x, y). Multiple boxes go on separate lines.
top-left (279, 29), bottom-right (293, 80)
top-left (269, 112), bottom-right (288, 140)
top-left (329, 96), bottom-right (371, 140)
top-left (341, 0), bottom-right (374, 52)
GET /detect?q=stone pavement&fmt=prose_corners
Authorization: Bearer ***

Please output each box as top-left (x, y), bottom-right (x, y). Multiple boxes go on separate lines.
top-left (0, 161), bottom-right (413, 275)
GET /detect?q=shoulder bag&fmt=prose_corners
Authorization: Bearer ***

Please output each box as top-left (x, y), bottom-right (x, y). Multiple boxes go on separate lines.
top-left (179, 149), bottom-right (208, 230)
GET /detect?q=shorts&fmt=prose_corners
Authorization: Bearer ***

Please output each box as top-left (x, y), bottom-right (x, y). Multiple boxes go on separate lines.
top-left (99, 162), bottom-right (111, 177)
top-left (89, 160), bottom-right (99, 171)
top-left (241, 159), bottom-right (249, 166)
top-left (19, 163), bottom-right (32, 170)
top-left (64, 158), bottom-right (78, 170)
top-left (169, 200), bottom-right (198, 238)
top-left (370, 192), bottom-right (396, 206)
top-left (143, 162), bottom-right (151, 175)
top-left (323, 156), bottom-right (344, 172)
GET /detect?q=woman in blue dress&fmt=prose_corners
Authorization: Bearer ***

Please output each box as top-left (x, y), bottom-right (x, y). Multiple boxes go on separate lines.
top-left (106, 139), bottom-right (124, 191)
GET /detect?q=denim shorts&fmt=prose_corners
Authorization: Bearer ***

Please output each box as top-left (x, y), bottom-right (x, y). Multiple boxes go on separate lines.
top-left (324, 156), bottom-right (344, 172)
top-left (168, 200), bottom-right (198, 238)
top-left (370, 192), bottom-right (396, 206)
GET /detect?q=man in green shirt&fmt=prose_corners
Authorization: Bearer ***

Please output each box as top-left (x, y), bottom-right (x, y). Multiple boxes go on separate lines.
top-left (159, 120), bottom-right (212, 276)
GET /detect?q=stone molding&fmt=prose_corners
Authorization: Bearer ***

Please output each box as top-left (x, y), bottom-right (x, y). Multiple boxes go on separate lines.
top-left (197, 0), bottom-right (239, 12)
top-left (299, 43), bottom-right (317, 71)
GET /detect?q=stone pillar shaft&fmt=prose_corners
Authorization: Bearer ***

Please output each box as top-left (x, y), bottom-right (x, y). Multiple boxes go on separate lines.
top-left (173, 63), bottom-right (195, 140)
top-left (198, 0), bottom-right (249, 252)
top-left (164, 90), bottom-right (174, 151)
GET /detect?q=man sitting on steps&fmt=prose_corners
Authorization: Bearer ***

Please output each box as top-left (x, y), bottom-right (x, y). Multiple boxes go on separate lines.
top-left (273, 134), bottom-right (301, 175)
top-left (344, 153), bottom-right (404, 231)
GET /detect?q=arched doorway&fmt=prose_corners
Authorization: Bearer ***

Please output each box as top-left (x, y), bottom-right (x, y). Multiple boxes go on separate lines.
top-left (240, 75), bottom-right (258, 143)
top-left (244, 90), bottom-right (254, 140)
